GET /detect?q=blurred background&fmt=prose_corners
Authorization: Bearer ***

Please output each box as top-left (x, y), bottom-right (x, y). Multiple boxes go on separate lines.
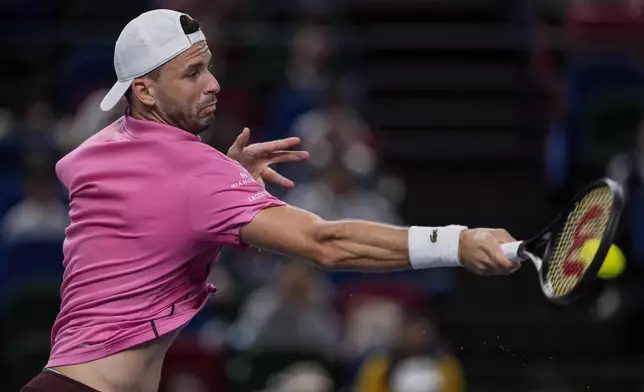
top-left (1, 0), bottom-right (644, 391)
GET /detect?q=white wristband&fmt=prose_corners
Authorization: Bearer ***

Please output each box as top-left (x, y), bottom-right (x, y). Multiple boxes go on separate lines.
top-left (408, 225), bottom-right (468, 269)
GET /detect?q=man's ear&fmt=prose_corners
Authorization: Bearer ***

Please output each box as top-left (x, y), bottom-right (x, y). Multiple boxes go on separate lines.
top-left (131, 78), bottom-right (156, 107)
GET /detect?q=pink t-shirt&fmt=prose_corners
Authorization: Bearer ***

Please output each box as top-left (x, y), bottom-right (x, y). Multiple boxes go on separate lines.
top-left (47, 114), bottom-right (284, 367)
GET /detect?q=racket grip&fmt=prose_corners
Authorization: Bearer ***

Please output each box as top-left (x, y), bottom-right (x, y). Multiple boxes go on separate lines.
top-left (501, 241), bottom-right (526, 263)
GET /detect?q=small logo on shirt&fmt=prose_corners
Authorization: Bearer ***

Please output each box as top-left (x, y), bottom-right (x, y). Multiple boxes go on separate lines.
top-left (430, 229), bottom-right (438, 243)
top-left (248, 190), bottom-right (269, 202)
top-left (230, 171), bottom-right (255, 188)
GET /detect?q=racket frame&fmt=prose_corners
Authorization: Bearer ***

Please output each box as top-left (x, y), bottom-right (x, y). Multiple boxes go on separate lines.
top-left (522, 178), bottom-right (624, 305)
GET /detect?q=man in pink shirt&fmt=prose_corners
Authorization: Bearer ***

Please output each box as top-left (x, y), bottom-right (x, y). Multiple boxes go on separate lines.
top-left (21, 9), bottom-right (519, 392)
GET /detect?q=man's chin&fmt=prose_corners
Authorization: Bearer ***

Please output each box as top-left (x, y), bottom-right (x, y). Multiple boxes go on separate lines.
top-left (193, 115), bottom-right (215, 135)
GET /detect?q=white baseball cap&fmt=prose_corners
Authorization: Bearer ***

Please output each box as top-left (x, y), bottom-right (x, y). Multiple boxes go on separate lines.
top-left (100, 9), bottom-right (206, 112)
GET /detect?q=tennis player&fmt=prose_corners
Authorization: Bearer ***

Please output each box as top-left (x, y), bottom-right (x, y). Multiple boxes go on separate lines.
top-left (21, 9), bottom-right (519, 392)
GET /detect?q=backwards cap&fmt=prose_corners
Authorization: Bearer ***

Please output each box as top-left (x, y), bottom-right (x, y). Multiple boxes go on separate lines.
top-left (100, 9), bottom-right (205, 111)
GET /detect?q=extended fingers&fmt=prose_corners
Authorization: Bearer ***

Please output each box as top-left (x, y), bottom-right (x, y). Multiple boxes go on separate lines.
top-left (268, 150), bottom-right (310, 164)
top-left (230, 128), bottom-right (251, 152)
top-left (263, 167), bottom-right (295, 188)
top-left (250, 137), bottom-right (303, 156)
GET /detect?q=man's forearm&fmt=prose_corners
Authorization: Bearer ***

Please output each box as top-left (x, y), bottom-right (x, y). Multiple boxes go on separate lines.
top-left (314, 220), bottom-right (412, 271)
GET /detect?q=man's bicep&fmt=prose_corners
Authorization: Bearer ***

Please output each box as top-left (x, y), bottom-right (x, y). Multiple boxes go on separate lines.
top-left (240, 205), bottom-right (325, 261)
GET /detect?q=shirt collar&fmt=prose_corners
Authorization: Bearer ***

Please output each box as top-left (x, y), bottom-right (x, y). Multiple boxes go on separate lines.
top-left (122, 112), bottom-right (201, 142)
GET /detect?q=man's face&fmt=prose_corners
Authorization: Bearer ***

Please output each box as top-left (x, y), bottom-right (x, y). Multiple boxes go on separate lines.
top-left (152, 42), bottom-right (220, 134)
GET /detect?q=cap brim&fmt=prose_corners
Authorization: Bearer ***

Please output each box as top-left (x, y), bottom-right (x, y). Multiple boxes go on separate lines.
top-left (100, 79), bottom-right (133, 112)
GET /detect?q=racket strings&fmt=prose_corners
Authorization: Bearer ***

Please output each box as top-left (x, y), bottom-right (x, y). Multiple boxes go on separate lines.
top-left (546, 187), bottom-right (613, 297)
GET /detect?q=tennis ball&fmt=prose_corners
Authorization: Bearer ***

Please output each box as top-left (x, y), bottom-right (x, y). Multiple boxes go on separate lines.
top-left (580, 239), bottom-right (625, 279)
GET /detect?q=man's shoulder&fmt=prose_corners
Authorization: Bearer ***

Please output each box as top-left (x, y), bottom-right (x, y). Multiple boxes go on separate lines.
top-left (76, 116), bottom-right (126, 148)
top-left (55, 119), bottom-right (124, 186)
top-left (182, 141), bottom-right (237, 164)
top-left (181, 141), bottom-right (247, 177)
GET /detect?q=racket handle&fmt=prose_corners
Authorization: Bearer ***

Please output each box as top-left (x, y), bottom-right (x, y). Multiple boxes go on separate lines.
top-left (501, 241), bottom-right (526, 263)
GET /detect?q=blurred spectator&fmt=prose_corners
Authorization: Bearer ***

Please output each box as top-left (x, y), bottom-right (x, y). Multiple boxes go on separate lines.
top-left (1, 96), bottom-right (59, 161)
top-left (354, 310), bottom-right (465, 392)
top-left (535, 0), bottom-right (644, 195)
top-left (340, 296), bottom-right (405, 362)
top-left (56, 43), bottom-right (118, 114)
top-left (188, 263), bottom-right (243, 350)
top-left (231, 259), bottom-right (340, 357)
top-left (1, 166), bottom-right (68, 242)
top-left (283, 156), bottom-right (399, 224)
top-left (269, 22), bottom-right (331, 141)
top-left (267, 76), bottom-right (373, 194)
top-left (286, 23), bottom-right (329, 93)
top-left (57, 88), bottom-right (127, 151)
top-left (545, 46), bottom-right (644, 192)
top-left (262, 361), bottom-right (334, 392)
top-left (566, 0), bottom-right (644, 46)
top-left (165, 373), bottom-right (208, 392)
top-left (0, 108), bottom-right (13, 140)
top-left (283, 113), bottom-right (397, 223)
top-left (336, 283), bottom-right (427, 362)
top-left (604, 117), bottom-right (644, 353)
top-left (389, 357), bottom-right (452, 392)
top-left (290, 79), bottom-right (372, 163)
top-left (606, 117), bottom-right (644, 265)
top-left (159, 337), bottom-right (226, 392)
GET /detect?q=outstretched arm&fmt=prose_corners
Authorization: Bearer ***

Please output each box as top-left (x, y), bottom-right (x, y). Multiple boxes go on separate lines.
top-left (240, 205), bottom-right (519, 276)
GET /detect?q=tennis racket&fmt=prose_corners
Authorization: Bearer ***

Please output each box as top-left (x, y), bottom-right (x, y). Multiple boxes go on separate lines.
top-left (501, 178), bottom-right (624, 304)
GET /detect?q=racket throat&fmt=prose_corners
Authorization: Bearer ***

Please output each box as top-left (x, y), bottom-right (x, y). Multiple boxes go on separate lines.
top-left (523, 250), bottom-right (543, 271)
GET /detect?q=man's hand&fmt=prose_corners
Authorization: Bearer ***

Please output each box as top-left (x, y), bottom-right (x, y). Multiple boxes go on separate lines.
top-left (458, 229), bottom-right (520, 276)
top-left (227, 128), bottom-right (310, 188)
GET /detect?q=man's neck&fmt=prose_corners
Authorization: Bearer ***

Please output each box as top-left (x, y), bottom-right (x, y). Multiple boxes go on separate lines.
top-left (128, 105), bottom-right (202, 136)
top-left (129, 105), bottom-right (171, 127)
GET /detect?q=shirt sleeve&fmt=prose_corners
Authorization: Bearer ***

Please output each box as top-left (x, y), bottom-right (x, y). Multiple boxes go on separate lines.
top-left (186, 151), bottom-right (286, 249)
